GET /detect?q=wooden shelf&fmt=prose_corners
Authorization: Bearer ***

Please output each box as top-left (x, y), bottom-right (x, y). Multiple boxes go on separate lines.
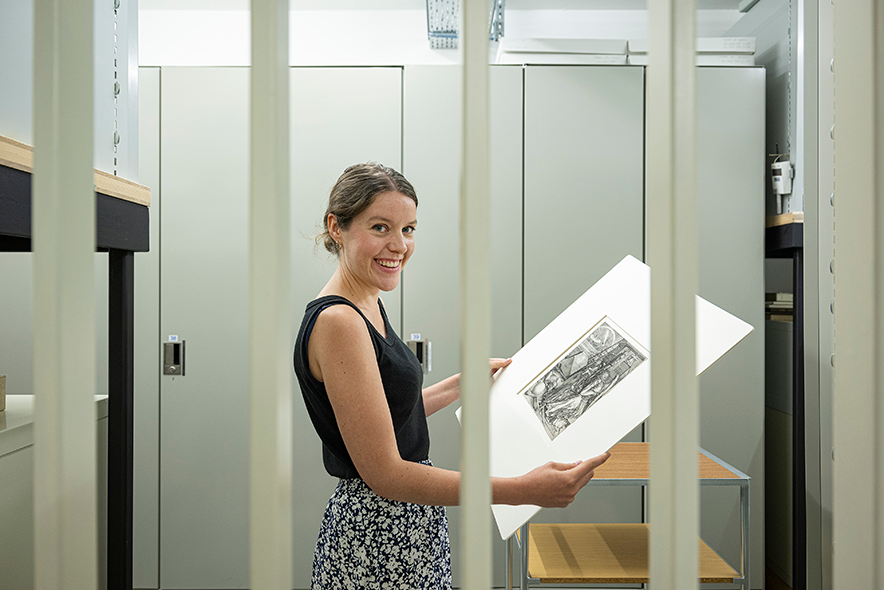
top-left (0, 135), bottom-right (150, 207)
top-left (0, 135), bottom-right (150, 252)
top-left (766, 211), bottom-right (804, 228)
top-left (525, 523), bottom-right (739, 584)
top-left (592, 442), bottom-right (742, 481)
top-left (509, 443), bottom-right (749, 588)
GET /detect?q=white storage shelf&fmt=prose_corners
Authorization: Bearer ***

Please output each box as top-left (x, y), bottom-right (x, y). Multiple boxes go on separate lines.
top-left (0, 395), bottom-right (109, 589)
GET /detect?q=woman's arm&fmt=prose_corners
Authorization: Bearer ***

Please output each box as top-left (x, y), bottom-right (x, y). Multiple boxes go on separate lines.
top-left (421, 358), bottom-right (512, 416)
top-left (421, 374), bottom-right (459, 416)
top-left (309, 306), bottom-right (607, 506)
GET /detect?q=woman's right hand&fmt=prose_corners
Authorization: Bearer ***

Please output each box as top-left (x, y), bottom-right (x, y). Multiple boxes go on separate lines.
top-left (517, 452), bottom-right (611, 508)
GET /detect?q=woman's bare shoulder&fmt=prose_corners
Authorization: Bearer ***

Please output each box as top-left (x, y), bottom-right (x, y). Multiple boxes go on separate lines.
top-left (311, 304), bottom-right (371, 352)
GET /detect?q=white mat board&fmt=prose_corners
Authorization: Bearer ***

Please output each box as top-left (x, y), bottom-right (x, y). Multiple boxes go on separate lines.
top-left (457, 255), bottom-right (753, 539)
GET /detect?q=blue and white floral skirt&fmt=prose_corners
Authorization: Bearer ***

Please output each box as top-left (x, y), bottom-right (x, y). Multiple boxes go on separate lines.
top-left (312, 462), bottom-right (452, 590)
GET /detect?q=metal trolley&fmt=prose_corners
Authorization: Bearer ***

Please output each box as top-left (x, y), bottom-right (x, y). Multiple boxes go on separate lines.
top-left (506, 443), bottom-right (751, 590)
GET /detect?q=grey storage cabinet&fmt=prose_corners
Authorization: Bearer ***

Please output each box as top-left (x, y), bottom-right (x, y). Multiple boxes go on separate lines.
top-left (696, 67), bottom-right (766, 588)
top-left (522, 65), bottom-right (647, 531)
top-left (288, 67), bottom-right (404, 586)
top-left (156, 66), bottom-right (402, 589)
top-left (400, 64), bottom-right (525, 586)
top-left (401, 64), bottom-right (647, 585)
top-left (134, 66), bottom-right (162, 589)
top-left (136, 63), bottom-right (763, 589)
top-left (159, 67), bottom-right (252, 589)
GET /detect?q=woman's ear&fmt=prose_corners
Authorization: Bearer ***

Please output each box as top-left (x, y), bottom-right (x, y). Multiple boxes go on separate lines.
top-left (327, 214), bottom-right (342, 243)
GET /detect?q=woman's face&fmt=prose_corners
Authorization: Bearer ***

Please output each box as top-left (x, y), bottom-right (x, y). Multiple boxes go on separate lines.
top-left (331, 191), bottom-right (417, 293)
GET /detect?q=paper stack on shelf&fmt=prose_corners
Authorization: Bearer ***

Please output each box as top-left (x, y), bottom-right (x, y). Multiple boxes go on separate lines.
top-left (766, 292), bottom-right (794, 322)
top-left (626, 37), bottom-right (756, 66)
top-left (496, 38), bottom-right (628, 65)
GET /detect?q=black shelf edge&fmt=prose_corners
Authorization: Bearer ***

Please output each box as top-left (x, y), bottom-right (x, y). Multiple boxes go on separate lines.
top-left (765, 222), bottom-right (804, 258)
top-left (0, 163), bottom-right (149, 253)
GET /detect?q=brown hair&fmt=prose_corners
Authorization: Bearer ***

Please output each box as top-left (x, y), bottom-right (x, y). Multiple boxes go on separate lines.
top-left (318, 163), bottom-right (418, 255)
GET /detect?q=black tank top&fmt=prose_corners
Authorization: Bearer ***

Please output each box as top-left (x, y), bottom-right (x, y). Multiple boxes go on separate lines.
top-left (293, 295), bottom-right (430, 479)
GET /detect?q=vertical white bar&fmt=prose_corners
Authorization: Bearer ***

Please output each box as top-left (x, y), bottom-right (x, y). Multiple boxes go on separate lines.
top-left (249, 2), bottom-right (293, 590)
top-left (832, 0), bottom-right (884, 587)
top-left (647, 0), bottom-right (699, 588)
top-left (32, 1), bottom-right (97, 589)
top-left (459, 0), bottom-right (492, 588)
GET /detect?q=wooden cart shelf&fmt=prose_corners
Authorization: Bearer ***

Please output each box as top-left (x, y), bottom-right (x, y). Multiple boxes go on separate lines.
top-left (507, 442), bottom-right (751, 589)
top-left (591, 442), bottom-right (741, 481)
top-left (524, 523), bottom-right (739, 584)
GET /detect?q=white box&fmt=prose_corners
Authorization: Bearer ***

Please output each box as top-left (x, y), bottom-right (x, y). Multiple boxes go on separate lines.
top-left (627, 54), bottom-right (756, 66)
top-left (500, 38), bottom-right (628, 55)
top-left (628, 37), bottom-right (756, 55)
top-left (497, 52), bottom-right (628, 65)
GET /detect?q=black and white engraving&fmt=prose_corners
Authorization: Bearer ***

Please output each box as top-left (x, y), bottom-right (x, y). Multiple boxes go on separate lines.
top-left (521, 319), bottom-right (647, 441)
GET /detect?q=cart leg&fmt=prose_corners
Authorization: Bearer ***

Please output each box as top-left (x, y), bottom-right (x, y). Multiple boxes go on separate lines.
top-left (506, 535), bottom-right (513, 590)
top-left (520, 523), bottom-right (529, 590)
top-left (741, 482), bottom-right (751, 590)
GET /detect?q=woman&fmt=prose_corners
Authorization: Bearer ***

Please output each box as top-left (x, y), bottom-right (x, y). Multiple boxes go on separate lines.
top-left (293, 163), bottom-right (610, 589)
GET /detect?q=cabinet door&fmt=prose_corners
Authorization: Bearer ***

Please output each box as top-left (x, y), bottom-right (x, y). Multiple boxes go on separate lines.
top-left (288, 66), bottom-right (403, 588)
top-left (401, 64), bottom-right (525, 586)
top-left (160, 67), bottom-right (251, 589)
top-left (695, 66), bottom-right (765, 589)
top-left (133, 65), bottom-right (161, 589)
top-left (524, 66), bottom-right (646, 527)
top-left (159, 66), bottom-right (403, 588)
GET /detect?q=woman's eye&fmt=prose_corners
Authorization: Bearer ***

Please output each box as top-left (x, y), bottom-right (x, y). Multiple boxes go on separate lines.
top-left (403, 226), bottom-right (415, 235)
top-left (372, 224), bottom-right (387, 232)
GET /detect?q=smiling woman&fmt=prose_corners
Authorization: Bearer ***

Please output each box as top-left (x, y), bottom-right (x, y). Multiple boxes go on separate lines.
top-left (292, 163), bottom-right (608, 589)
top-left (323, 170), bottom-right (418, 296)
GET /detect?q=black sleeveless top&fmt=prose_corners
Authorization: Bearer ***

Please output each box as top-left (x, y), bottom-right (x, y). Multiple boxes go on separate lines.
top-left (293, 295), bottom-right (429, 479)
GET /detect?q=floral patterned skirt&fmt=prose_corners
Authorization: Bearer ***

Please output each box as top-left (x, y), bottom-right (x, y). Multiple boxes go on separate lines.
top-left (312, 462), bottom-right (452, 590)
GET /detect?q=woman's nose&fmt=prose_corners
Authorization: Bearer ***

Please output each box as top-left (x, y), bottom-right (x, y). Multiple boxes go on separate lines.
top-left (389, 232), bottom-right (407, 252)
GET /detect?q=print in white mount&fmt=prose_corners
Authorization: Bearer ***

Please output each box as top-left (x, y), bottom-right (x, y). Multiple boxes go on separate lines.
top-left (520, 317), bottom-right (648, 442)
top-left (457, 255), bottom-right (754, 539)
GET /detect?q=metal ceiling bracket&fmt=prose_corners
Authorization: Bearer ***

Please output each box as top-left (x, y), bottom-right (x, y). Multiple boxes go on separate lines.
top-left (426, 0), bottom-right (506, 49)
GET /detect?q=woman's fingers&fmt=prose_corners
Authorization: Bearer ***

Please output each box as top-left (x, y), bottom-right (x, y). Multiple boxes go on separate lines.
top-left (537, 452), bottom-right (612, 507)
top-left (489, 357), bottom-right (512, 376)
top-left (573, 452), bottom-right (610, 486)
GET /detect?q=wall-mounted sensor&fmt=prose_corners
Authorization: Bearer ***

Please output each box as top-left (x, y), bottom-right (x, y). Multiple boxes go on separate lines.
top-left (771, 160), bottom-right (793, 195)
top-left (407, 335), bottom-right (432, 374)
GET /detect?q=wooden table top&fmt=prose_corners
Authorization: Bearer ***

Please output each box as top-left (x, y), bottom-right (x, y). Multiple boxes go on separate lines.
top-left (591, 442), bottom-right (741, 481)
top-left (0, 134), bottom-right (151, 207)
